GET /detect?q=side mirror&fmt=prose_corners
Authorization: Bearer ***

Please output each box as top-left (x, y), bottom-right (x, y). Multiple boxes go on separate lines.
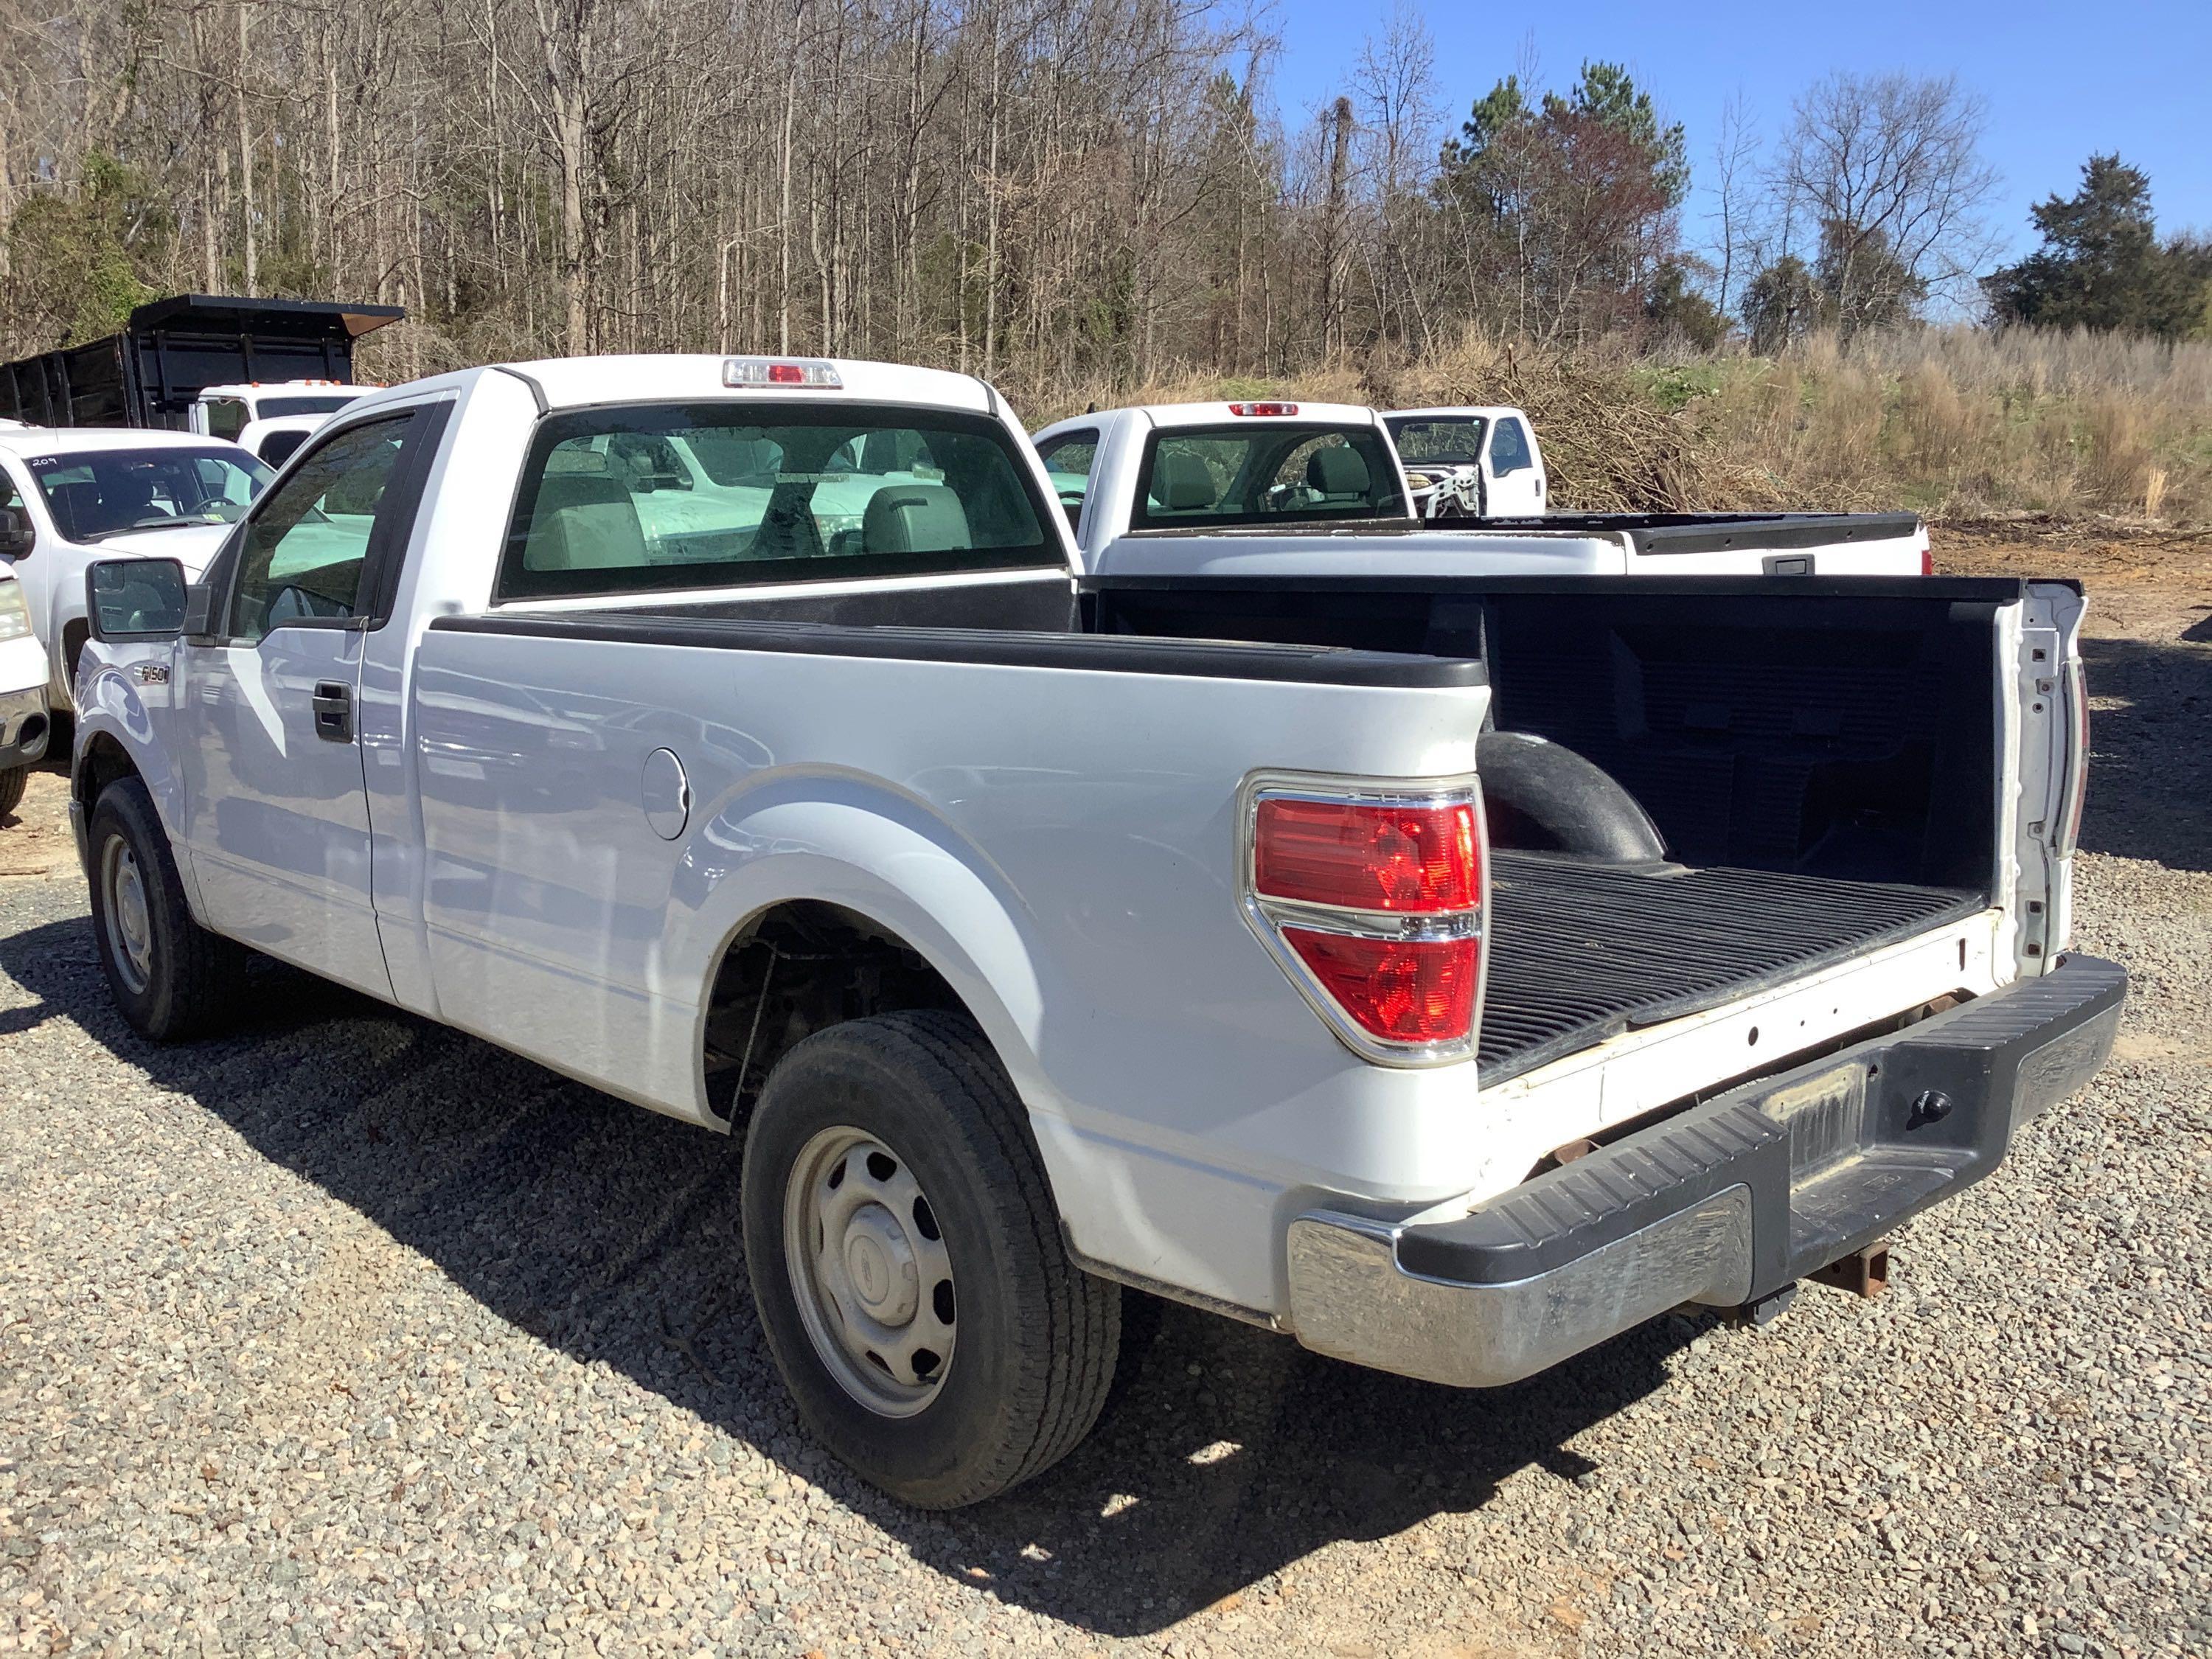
top-left (0, 505), bottom-right (33, 558)
top-left (86, 557), bottom-right (189, 643)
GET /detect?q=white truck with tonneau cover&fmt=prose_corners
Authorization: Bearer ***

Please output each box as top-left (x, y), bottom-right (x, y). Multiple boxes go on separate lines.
top-left (71, 354), bottom-right (2121, 1509)
top-left (1035, 400), bottom-right (1933, 577)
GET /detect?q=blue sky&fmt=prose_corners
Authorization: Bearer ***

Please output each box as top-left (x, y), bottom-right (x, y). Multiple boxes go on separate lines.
top-left (1265, 0), bottom-right (2212, 268)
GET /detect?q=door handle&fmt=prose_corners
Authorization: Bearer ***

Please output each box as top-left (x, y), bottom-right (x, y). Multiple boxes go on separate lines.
top-left (311, 681), bottom-right (353, 742)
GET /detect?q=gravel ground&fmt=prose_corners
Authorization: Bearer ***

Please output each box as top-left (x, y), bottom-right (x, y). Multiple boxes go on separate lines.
top-left (2, 568), bottom-right (2207, 1658)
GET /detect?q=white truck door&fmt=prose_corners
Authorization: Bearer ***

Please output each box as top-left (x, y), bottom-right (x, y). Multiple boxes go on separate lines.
top-left (1484, 416), bottom-right (1545, 516)
top-left (172, 412), bottom-right (434, 999)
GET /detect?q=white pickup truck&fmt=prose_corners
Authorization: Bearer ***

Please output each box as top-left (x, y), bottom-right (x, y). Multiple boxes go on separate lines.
top-left (71, 354), bottom-right (2120, 1509)
top-left (1034, 400), bottom-right (1932, 577)
top-left (1383, 405), bottom-right (1549, 517)
top-left (0, 561), bottom-right (48, 817)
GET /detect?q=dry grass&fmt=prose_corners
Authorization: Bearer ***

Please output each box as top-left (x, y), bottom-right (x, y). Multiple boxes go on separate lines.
top-left (1029, 325), bottom-right (2212, 526)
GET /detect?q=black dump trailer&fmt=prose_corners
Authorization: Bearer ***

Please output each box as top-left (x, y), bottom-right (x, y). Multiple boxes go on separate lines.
top-left (0, 295), bottom-right (404, 430)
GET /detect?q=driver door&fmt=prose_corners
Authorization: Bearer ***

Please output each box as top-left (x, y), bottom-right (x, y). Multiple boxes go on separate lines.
top-left (175, 412), bottom-right (431, 999)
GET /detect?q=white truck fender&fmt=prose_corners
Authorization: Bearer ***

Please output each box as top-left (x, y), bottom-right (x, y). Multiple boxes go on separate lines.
top-left (70, 656), bottom-right (210, 919)
top-left (671, 786), bottom-right (1048, 1119)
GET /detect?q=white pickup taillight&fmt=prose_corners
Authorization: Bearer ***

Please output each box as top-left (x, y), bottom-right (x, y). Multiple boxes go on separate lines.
top-left (1226, 401), bottom-right (1298, 417)
top-left (1241, 779), bottom-right (1486, 1065)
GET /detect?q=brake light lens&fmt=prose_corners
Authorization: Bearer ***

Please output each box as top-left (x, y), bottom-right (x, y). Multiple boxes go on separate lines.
top-left (1255, 797), bottom-right (1480, 912)
top-left (723, 357), bottom-right (843, 389)
top-left (1919, 545), bottom-right (1934, 576)
top-left (1227, 401), bottom-right (1298, 417)
top-left (1245, 783), bottom-right (1486, 1064)
top-left (1281, 929), bottom-right (1481, 1044)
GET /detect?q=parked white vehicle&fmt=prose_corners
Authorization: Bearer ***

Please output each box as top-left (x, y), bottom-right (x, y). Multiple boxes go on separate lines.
top-left (71, 354), bottom-right (2117, 1510)
top-left (0, 562), bottom-right (49, 817)
top-left (1034, 400), bottom-right (1932, 576)
top-left (236, 413), bottom-right (330, 470)
top-left (1384, 405), bottom-right (1548, 517)
top-left (0, 428), bottom-right (271, 708)
top-left (188, 380), bottom-right (371, 442)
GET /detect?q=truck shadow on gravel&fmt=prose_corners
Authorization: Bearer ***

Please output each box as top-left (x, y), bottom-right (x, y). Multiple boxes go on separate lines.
top-left (2076, 633), bottom-right (2212, 873)
top-left (0, 914), bottom-right (1705, 1638)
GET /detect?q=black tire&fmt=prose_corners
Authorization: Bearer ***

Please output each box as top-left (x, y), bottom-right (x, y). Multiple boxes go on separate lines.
top-left (742, 1009), bottom-right (1120, 1509)
top-left (86, 778), bottom-right (247, 1040)
top-left (0, 766), bottom-right (24, 821)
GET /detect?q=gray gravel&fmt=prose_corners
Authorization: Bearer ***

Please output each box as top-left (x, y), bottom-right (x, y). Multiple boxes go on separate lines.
top-left (2, 586), bottom-right (2207, 1658)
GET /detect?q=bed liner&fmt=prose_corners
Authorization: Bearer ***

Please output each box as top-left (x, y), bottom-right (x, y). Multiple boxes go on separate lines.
top-left (1480, 853), bottom-right (1984, 1084)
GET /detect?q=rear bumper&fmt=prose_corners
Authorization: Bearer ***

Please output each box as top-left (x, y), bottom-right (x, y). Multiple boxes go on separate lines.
top-left (0, 684), bottom-right (49, 770)
top-left (1287, 953), bottom-right (2126, 1387)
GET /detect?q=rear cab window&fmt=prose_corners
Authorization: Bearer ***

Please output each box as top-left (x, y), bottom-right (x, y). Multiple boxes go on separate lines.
top-left (1132, 424), bottom-right (1406, 530)
top-left (497, 402), bottom-right (1065, 601)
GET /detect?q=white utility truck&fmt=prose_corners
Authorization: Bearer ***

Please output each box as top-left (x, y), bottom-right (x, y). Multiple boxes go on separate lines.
top-left (1383, 405), bottom-right (1548, 516)
top-left (0, 428), bottom-right (272, 709)
top-left (0, 560), bottom-right (48, 817)
top-left (72, 354), bottom-right (2118, 1509)
top-left (1034, 400), bottom-right (1932, 576)
top-left (189, 381), bottom-right (369, 442)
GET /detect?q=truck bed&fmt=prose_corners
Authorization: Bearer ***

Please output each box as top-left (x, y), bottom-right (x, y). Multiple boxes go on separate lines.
top-left (1479, 854), bottom-right (1982, 1083)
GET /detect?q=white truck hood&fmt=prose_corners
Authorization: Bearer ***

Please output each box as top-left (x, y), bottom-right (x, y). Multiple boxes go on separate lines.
top-left (96, 523), bottom-right (234, 577)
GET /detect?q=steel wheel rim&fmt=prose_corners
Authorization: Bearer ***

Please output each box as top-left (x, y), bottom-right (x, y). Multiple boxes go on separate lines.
top-left (101, 836), bottom-right (154, 995)
top-left (784, 1126), bottom-right (956, 1418)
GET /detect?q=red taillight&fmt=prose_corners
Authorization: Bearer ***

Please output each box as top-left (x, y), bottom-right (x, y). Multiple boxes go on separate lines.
top-left (1919, 546), bottom-right (1934, 577)
top-left (1282, 930), bottom-right (1480, 1044)
top-left (1245, 784), bottom-right (1486, 1062)
top-left (1254, 797), bottom-right (1480, 912)
top-left (768, 364), bottom-right (804, 384)
top-left (1227, 401), bottom-right (1299, 417)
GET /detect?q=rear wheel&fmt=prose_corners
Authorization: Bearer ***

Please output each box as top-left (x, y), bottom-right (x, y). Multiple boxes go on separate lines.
top-left (0, 767), bottom-right (24, 820)
top-left (742, 1009), bottom-right (1119, 1508)
top-left (86, 779), bottom-right (246, 1040)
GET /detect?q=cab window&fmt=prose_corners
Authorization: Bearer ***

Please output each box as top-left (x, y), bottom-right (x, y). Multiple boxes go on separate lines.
top-left (226, 417), bottom-right (417, 643)
top-left (496, 402), bottom-right (1060, 601)
top-left (1489, 418), bottom-right (1534, 475)
top-left (1132, 425), bottom-right (1406, 529)
top-left (1034, 429), bottom-right (1098, 532)
top-left (204, 398), bottom-right (248, 442)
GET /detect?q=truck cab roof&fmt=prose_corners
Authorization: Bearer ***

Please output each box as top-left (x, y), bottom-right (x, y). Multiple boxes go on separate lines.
top-left (385, 355), bottom-right (1007, 420)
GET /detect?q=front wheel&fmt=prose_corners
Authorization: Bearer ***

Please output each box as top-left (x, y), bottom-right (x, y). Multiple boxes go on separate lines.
top-left (742, 1010), bottom-right (1120, 1508)
top-left (86, 779), bottom-right (246, 1040)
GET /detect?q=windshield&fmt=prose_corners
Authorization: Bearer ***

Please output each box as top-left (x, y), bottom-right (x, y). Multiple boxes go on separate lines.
top-left (255, 394), bottom-right (358, 419)
top-left (27, 448), bottom-right (274, 541)
top-left (1131, 424), bottom-right (1408, 529)
top-left (1385, 416), bottom-right (1487, 468)
top-left (498, 401), bottom-right (1062, 600)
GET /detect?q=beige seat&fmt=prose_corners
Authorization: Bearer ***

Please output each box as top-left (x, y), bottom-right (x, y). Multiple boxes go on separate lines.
top-left (524, 473), bottom-right (650, 571)
top-left (863, 482), bottom-right (970, 554)
top-left (1151, 450), bottom-right (1217, 512)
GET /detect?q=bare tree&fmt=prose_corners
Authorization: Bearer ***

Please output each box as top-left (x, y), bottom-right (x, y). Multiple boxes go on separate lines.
top-left (1705, 88), bottom-right (1757, 321)
top-left (1773, 70), bottom-right (2000, 336)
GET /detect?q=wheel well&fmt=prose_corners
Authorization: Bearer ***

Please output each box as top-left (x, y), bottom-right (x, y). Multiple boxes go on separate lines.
top-left (62, 619), bottom-right (89, 686)
top-left (703, 900), bottom-right (965, 1122)
top-left (75, 733), bottom-right (140, 815)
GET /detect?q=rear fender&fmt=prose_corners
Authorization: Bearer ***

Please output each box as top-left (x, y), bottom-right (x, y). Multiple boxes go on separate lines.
top-left (675, 776), bottom-right (1046, 1124)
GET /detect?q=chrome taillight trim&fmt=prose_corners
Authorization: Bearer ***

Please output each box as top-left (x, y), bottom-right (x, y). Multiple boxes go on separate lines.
top-left (1237, 771), bottom-right (1488, 1069)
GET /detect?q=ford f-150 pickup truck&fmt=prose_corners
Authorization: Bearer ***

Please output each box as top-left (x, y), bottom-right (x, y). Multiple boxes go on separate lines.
top-left (71, 355), bottom-right (2120, 1509)
top-left (1034, 400), bottom-right (1933, 577)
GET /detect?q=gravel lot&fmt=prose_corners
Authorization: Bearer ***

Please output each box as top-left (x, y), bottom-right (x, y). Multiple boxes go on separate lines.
top-left (2, 551), bottom-right (2207, 1658)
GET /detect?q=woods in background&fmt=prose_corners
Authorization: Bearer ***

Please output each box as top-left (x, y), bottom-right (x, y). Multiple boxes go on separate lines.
top-left (0, 0), bottom-right (2207, 404)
